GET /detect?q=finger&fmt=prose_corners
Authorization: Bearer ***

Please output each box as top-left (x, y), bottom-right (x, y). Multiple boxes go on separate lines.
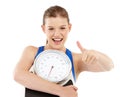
top-left (85, 55), bottom-right (92, 64)
top-left (89, 56), bottom-right (97, 64)
top-left (76, 41), bottom-right (85, 52)
top-left (86, 55), bottom-right (91, 64)
top-left (81, 50), bottom-right (88, 62)
top-left (72, 86), bottom-right (78, 91)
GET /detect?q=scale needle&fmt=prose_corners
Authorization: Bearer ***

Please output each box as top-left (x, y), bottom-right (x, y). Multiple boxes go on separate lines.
top-left (47, 66), bottom-right (54, 78)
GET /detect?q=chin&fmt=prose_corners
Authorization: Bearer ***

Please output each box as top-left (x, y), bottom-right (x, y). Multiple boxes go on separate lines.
top-left (47, 41), bottom-right (65, 50)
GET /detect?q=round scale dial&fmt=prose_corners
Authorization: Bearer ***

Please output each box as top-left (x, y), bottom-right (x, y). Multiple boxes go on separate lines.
top-left (33, 50), bottom-right (72, 83)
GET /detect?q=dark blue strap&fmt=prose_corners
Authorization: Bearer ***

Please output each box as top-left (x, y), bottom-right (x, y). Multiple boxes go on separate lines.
top-left (35, 46), bottom-right (44, 58)
top-left (66, 49), bottom-right (76, 82)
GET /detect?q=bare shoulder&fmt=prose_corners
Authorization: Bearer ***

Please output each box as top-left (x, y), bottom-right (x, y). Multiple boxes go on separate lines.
top-left (72, 52), bottom-right (81, 62)
top-left (23, 45), bottom-right (38, 55)
top-left (24, 45), bottom-right (38, 52)
top-left (15, 46), bottom-right (39, 70)
top-left (20, 45), bottom-right (39, 62)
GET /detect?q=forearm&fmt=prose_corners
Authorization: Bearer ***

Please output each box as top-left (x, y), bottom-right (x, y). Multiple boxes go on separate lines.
top-left (96, 51), bottom-right (114, 71)
top-left (14, 70), bottom-right (63, 96)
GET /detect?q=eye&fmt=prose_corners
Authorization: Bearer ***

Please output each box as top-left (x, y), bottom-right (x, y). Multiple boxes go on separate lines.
top-left (60, 27), bottom-right (66, 30)
top-left (48, 28), bottom-right (54, 30)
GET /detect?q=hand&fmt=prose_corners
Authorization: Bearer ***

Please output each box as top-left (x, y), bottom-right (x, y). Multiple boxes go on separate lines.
top-left (76, 41), bottom-right (98, 65)
top-left (59, 85), bottom-right (78, 97)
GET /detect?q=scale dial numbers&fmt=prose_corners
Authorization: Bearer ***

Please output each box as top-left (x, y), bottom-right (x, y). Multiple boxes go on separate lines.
top-left (33, 50), bottom-right (71, 83)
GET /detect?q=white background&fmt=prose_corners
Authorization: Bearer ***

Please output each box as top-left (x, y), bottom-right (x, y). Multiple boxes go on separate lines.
top-left (0, 0), bottom-right (120, 97)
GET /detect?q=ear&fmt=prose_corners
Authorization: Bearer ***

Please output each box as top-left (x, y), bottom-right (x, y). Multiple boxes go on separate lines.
top-left (41, 25), bottom-right (45, 33)
top-left (68, 23), bottom-right (72, 32)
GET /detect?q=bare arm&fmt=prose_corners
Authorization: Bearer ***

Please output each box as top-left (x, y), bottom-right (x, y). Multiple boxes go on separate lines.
top-left (13, 46), bottom-right (78, 97)
top-left (76, 41), bottom-right (114, 72)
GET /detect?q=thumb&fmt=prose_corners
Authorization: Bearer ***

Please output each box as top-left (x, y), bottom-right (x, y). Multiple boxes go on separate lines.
top-left (76, 41), bottom-right (85, 52)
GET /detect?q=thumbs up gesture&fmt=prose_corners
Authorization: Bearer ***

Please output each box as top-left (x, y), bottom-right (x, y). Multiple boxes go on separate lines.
top-left (76, 41), bottom-right (98, 65)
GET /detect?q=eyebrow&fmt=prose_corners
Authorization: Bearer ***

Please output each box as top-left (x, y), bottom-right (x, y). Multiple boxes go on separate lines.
top-left (47, 25), bottom-right (67, 27)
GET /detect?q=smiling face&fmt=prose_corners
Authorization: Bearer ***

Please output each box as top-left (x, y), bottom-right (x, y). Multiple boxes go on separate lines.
top-left (42, 16), bottom-right (71, 50)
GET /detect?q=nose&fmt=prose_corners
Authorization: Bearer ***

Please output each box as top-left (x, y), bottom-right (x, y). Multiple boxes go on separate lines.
top-left (54, 29), bottom-right (61, 36)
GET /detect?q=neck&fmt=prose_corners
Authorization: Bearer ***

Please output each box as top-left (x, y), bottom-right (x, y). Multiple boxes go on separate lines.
top-left (45, 44), bottom-right (66, 52)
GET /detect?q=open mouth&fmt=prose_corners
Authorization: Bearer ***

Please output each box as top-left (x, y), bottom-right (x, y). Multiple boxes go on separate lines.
top-left (52, 38), bottom-right (63, 43)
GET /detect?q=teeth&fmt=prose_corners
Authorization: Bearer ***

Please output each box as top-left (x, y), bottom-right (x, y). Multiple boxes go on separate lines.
top-left (54, 39), bottom-right (61, 41)
top-left (52, 38), bottom-right (63, 42)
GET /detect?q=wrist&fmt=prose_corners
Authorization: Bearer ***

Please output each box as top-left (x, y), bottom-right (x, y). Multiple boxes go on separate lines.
top-left (55, 85), bottom-right (64, 96)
